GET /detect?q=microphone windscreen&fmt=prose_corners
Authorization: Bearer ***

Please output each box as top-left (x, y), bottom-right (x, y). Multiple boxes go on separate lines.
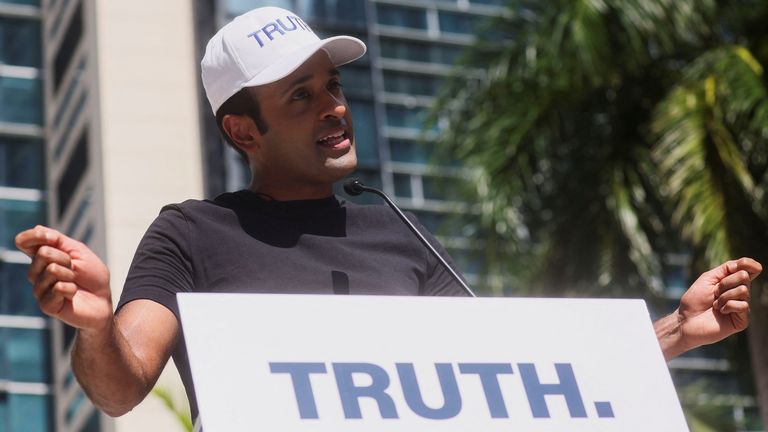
top-left (344, 179), bottom-right (365, 196)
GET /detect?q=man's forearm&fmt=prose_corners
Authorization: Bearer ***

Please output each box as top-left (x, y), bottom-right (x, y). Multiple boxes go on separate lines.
top-left (71, 319), bottom-right (152, 417)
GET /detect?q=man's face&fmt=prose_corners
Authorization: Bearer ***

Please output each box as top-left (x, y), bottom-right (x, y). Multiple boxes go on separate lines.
top-left (248, 50), bottom-right (357, 196)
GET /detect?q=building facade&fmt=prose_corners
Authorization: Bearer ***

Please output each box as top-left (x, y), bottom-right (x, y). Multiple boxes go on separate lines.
top-left (3, 0), bottom-right (202, 430)
top-left (1, 0), bottom-right (55, 430)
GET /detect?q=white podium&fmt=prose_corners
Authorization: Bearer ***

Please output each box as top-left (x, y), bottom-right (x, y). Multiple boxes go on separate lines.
top-left (178, 294), bottom-right (689, 431)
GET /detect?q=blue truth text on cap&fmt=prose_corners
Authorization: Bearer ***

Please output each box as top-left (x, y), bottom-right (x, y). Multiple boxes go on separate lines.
top-left (247, 16), bottom-right (313, 47)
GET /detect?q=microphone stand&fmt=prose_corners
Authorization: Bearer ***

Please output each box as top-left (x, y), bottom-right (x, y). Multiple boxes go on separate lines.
top-left (344, 178), bottom-right (477, 298)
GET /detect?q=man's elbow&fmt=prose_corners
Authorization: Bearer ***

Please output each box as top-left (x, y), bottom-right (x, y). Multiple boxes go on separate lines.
top-left (100, 404), bottom-right (133, 418)
top-left (90, 392), bottom-right (145, 418)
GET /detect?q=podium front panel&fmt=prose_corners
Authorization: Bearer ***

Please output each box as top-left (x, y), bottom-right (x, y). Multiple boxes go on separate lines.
top-left (178, 294), bottom-right (689, 431)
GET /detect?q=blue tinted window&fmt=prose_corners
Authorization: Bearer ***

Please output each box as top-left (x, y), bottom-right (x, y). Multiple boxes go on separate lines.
top-left (438, 11), bottom-right (482, 35)
top-left (339, 65), bottom-right (371, 96)
top-left (0, 199), bottom-right (45, 249)
top-left (376, 4), bottom-right (427, 30)
top-left (434, 45), bottom-right (463, 64)
top-left (0, 0), bottom-right (41, 5)
top-left (66, 392), bottom-right (85, 423)
top-left (0, 263), bottom-right (42, 317)
top-left (226, 0), bottom-right (291, 16)
top-left (348, 99), bottom-right (378, 164)
top-left (380, 38), bottom-right (463, 65)
top-left (423, 175), bottom-right (467, 201)
top-left (381, 38), bottom-right (429, 62)
top-left (383, 71), bottom-right (442, 96)
top-left (81, 408), bottom-right (102, 432)
top-left (0, 136), bottom-right (44, 189)
top-left (0, 76), bottom-right (42, 125)
top-left (411, 210), bottom-right (445, 233)
top-left (300, 0), bottom-right (366, 22)
top-left (0, 393), bottom-right (50, 432)
top-left (386, 105), bottom-right (430, 130)
top-left (393, 173), bottom-right (412, 198)
top-left (0, 328), bottom-right (49, 383)
top-left (0, 17), bottom-right (41, 68)
top-left (390, 139), bottom-right (434, 164)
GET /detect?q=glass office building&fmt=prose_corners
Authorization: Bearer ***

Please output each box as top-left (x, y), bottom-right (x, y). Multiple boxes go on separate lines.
top-left (1, 0), bottom-right (103, 430)
top-left (0, 0), bottom-right (51, 430)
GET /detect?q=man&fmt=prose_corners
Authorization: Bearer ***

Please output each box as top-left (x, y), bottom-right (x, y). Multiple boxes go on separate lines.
top-left (13, 5), bottom-right (763, 426)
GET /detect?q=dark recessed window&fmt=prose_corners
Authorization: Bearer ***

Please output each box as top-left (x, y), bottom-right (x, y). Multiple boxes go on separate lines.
top-left (56, 131), bottom-right (89, 217)
top-left (53, 1), bottom-right (84, 93)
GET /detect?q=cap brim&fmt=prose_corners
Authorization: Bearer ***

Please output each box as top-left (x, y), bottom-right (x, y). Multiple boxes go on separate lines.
top-left (241, 35), bottom-right (366, 88)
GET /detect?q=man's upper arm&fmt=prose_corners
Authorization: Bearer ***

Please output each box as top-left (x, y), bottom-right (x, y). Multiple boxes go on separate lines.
top-left (115, 299), bottom-right (180, 385)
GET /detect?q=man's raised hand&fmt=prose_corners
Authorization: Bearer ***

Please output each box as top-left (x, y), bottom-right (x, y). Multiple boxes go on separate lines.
top-left (657, 257), bottom-right (762, 360)
top-left (15, 225), bottom-right (112, 332)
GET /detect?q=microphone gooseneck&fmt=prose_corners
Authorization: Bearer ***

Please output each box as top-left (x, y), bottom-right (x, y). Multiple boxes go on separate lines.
top-left (343, 178), bottom-right (477, 297)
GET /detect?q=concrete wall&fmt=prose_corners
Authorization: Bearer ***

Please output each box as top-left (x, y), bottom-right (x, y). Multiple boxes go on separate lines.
top-left (93, 1), bottom-right (204, 430)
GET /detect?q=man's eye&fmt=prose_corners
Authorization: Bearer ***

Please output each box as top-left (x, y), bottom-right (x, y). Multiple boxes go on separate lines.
top-left (292, 90), bottom-right (309, 100)
top-left (328, 81), bottom-right (344, 91)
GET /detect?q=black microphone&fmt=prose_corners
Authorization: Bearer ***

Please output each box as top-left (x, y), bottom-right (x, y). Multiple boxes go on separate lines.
top-left (343, 178), bottom-right (477, 297)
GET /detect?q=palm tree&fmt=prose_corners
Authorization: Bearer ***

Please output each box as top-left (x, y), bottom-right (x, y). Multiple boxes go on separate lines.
top-left (432, 0), bottom-right (768, 428)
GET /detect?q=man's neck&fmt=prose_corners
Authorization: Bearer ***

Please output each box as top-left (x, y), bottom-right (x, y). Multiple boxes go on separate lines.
top-left (248, 180), bottom-right (334, 201)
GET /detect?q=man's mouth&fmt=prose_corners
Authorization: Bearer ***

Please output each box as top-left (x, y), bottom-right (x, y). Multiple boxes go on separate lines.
top-left (316, 130), bottom-right (350, 148)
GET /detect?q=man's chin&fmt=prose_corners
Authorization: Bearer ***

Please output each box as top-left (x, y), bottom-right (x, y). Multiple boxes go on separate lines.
top-left (324, 158), bottom-right (357, 183)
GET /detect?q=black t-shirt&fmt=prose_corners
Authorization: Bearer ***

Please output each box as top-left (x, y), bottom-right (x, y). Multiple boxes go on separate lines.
top-left (116, 190), bottom-right (468, 419)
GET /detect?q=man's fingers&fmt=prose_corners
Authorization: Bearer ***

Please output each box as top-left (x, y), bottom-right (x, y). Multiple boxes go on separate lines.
top-left (53, 281), bottom-right (78, 300)
top-left (716, 271), bottom-right (752, 297)
top-left (27, 245), bottom-right (72, 284)
top-left (16, 225), bottom-right (61, 257)
top-left (719, 300), bottom-right (750, 315)
top-left (15, 225), bottom-right (84, 257)
top-left (733, 257), bottom-right (763, 280)
top-left (714, 285), bottom-right (750, 309)
top-left (38, 288), bottom-right (67, 316)
top-left (705, 257), bottom-right (763, 281)
top-left (33, 263), bottom-right (75, 300)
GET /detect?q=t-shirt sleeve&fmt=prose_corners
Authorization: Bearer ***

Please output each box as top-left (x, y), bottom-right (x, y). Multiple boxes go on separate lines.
top-left (116, 205), bottom-right (193, 320)
top-left (406, 213), bottom-right (472, 297)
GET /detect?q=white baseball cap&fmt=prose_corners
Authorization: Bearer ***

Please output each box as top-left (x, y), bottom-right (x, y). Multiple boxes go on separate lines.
top-left (201, 6), bottom-right (367, 114)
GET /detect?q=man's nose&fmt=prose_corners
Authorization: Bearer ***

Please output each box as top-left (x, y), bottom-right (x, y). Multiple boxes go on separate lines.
top-left (320, 92), bottom-right (347, 119)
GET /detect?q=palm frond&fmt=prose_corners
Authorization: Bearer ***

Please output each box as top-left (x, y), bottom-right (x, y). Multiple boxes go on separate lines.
top-left (152, 386), bottom-right (193, 432)
top-left (652, 45), bottom-right (767, 265)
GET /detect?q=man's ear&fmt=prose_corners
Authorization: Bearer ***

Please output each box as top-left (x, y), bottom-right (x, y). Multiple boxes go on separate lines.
top-left (222, 114), bottom-right (262, 153)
